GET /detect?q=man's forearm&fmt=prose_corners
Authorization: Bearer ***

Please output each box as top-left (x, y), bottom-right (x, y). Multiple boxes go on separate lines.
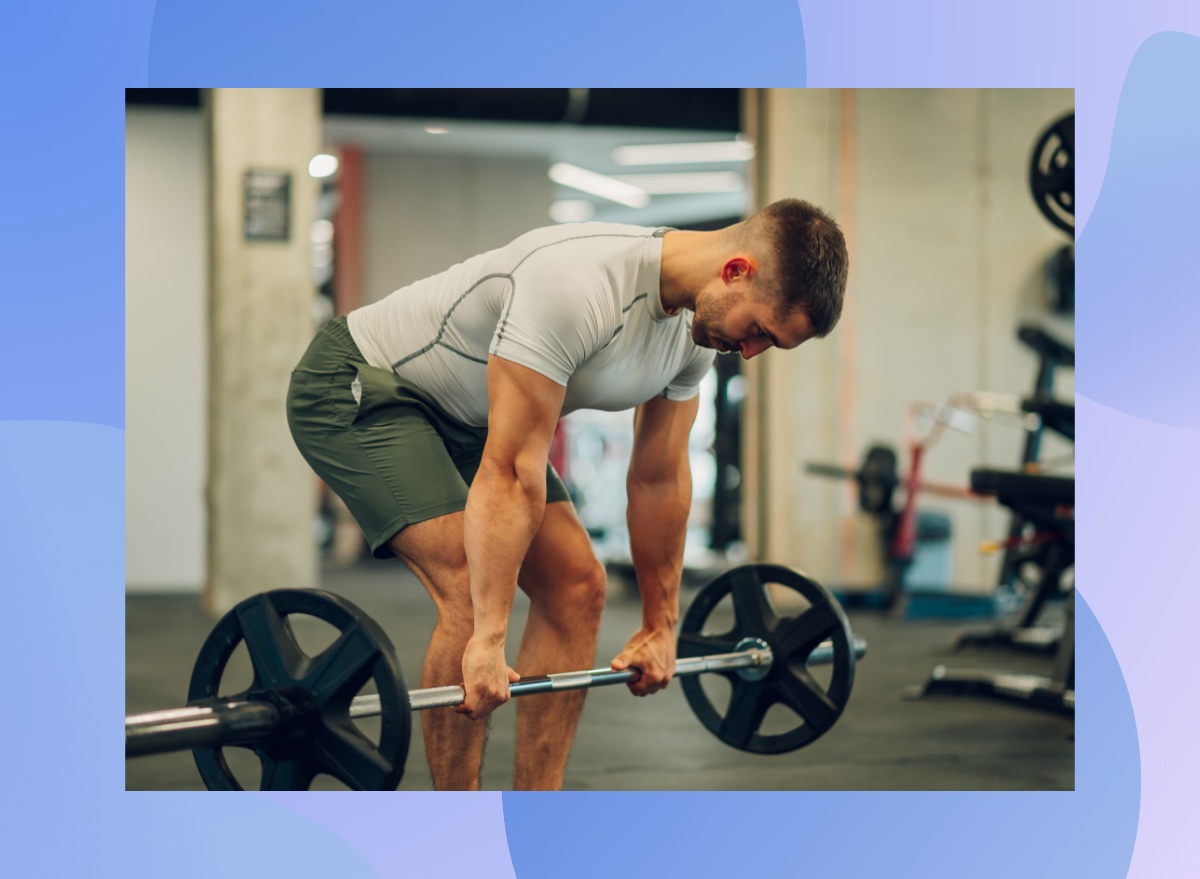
top-left (626, 468), bottom-right (691, 630)
top-left (464, 458), bottom-right (547, 644)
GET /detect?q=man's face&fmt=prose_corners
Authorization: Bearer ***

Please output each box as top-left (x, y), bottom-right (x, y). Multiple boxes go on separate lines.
top-left (691, 286), bottom-right (814, 360)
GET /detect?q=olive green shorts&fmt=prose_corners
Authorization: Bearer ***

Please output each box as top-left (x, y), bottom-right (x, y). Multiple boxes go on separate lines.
top-left (286, 316), bottom-right (569, 558)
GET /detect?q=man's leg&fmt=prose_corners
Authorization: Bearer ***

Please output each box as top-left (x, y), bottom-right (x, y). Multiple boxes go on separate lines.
top-left (512, 501), bottom-right (608, 790)
top-left (389, 512), bottom-right (487, 791)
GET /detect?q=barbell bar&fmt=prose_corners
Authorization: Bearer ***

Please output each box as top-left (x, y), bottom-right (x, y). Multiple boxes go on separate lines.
top-left (126, 635), bottom-right (867, 759)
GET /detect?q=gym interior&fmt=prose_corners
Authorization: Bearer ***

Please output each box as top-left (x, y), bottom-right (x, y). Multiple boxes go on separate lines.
top-left (125, 88), bottom-right (1075, 791)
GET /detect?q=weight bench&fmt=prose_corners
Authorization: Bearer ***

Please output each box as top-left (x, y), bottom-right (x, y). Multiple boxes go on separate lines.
top-left (957, 325), bottom-right (1074, 650)
top-left (962, 433), bottom-right (1076, 645)
top-left (908, 468), bottom-right (1075, 715)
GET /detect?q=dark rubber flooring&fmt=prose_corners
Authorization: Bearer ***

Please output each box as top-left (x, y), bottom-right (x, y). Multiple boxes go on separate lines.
top-left (125, 560), bottom-right (1074, 791)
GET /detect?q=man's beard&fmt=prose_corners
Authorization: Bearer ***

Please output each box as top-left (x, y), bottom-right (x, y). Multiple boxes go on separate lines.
top-left (690, 295), bottom-right (737, 354)
top-left (693, 321), bottom-right (739, 355)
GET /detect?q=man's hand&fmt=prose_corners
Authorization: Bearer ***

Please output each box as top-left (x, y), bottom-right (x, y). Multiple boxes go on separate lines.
top-left (456, 636), bottom-right (521, 721)
top-left (611, 626), bottom-right (677, 696)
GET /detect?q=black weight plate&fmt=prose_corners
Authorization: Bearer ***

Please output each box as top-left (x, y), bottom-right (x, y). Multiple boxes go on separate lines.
top-left (858, 444), bottom-right (898, 514)
top-left (678, 564), bottom-right (856, 754)
top-left (1029, 112), bottom-right (1075, 236)
top-left (187, 589), bottom-right (410, 791)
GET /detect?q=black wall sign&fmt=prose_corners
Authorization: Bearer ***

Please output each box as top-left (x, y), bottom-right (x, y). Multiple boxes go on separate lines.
top-left (244, 170), bottom-right (291, 242)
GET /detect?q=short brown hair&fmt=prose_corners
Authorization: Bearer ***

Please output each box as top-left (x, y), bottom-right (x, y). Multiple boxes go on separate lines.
top-left (749, 199), bottom-right (848, 338)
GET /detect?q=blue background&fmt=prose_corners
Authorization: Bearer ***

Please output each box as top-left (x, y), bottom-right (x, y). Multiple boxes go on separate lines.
top-left (3, 1), bottom-right (1197, 875)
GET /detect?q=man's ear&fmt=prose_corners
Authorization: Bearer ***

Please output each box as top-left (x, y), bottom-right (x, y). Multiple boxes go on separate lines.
top-left (721, 256), bottom-right (755, 284)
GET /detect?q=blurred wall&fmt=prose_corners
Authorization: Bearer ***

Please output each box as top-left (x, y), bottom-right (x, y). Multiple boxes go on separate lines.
top-left (125, 108), bottom-right (208, 592)
top-left (361, 152), bottom-right (553, 302)
top-left (745, 88), bottom-right (1075, 593)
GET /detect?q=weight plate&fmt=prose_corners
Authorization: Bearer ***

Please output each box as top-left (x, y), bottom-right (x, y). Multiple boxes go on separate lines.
top-left (858, 445), bottom-right (898, 514)
top-left (187, 589), bottom-right (410, 791)
top-left (1029, 112), bottom-right (1075, 236)
top-left (678, 564), bottom-right (856, 754)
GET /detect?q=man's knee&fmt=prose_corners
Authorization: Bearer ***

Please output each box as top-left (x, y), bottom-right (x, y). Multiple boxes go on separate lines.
top-left (526, 558), bottom-right (607, 629)
top-left (427, 560), bottom-right (473, 631)
top-left (573, 560), bottom-right (608, 619)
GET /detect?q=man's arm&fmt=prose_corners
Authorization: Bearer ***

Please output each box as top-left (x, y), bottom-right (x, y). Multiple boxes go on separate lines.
top-left (611, 392), bottom-right (700, 695)
top-left (458, 355), bottom-right (566, 720)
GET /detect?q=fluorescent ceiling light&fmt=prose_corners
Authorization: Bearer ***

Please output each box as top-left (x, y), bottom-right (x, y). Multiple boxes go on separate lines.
top-left (549, 162), bottom-right (650, 208)
top-left (308, 153), bottom-right (340, 178)
top-left (612, 140), bottom-right (755, 166)
top-left (613, 171), bottom-right (744, 195)
top-left (549, 200), bottom-right (596, 223)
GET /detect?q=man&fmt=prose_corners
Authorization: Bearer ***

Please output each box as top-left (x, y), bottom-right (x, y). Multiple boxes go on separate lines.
top-left (286, 198), bottom-right (848, 790)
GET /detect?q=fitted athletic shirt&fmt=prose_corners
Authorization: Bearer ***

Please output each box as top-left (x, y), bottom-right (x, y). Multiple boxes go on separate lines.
top-left (347, 222), bottom-right (716, 427)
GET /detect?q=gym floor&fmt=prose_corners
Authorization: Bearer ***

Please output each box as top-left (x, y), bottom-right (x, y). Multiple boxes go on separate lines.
top-left (125, 560), bottom-right (1074, 791)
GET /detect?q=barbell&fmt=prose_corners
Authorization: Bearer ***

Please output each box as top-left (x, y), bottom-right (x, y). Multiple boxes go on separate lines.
top-left (125, 564), bottom-right (867, 790)
top-left (806, 444), bottom-right (902, 514)
top-left (807, 444), bottom-right (988, 516)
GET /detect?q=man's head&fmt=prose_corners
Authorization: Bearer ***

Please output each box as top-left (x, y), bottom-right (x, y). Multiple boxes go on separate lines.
top-left (689, 199), bottom-right (848, 360)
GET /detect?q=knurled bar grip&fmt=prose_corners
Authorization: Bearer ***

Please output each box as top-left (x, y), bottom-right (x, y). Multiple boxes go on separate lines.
top-left (371, 635), bottom-right (864, 714)
top-left (362, 645), bottom-right (775, 716)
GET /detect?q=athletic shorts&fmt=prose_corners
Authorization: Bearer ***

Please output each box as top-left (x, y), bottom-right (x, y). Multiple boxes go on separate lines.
top-left (286, 315), bottom-right (570, 558)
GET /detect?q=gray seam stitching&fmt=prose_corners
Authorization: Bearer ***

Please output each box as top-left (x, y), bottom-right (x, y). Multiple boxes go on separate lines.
top-left (436, 339), bottom-right (489, 365)
top-left (391, 272), bottom-right (513, 369)
top-left (493, 233), bottom-right (649, 348)
top-left (393, 232), bottom-right (651, 368)
top-left (600, 293), bottom-right (649, 347)
top-left (493, 276), bottom-right (520, 352)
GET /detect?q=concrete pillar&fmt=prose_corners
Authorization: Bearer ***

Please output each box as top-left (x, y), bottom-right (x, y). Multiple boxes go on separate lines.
top-left (204, 88), bottom-right (321, 615)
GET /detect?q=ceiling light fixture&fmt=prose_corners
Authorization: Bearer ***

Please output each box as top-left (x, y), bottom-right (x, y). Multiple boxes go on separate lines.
top-left (549, 162), bottom-right (650, 208)
top-left (308, 154), bottom-right (340, 179)
top-left (613, 171), bottom-right (744, 195)
top-left (611, 140), bottom-right (755, 166)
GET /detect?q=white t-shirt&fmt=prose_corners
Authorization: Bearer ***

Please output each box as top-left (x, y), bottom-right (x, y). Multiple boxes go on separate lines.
top-left (347, 222), bottom-right (716, 427)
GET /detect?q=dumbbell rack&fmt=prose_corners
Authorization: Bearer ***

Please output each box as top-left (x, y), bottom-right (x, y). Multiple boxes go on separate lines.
top-left (954, 326), bottom-right (1075, 654)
